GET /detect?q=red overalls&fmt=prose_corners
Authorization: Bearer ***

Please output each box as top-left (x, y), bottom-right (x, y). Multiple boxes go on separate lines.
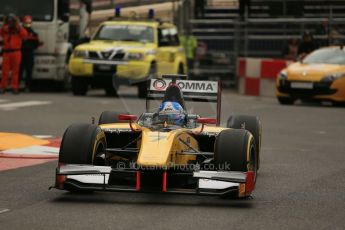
top-left (0, 25), bottom-right (28, 91)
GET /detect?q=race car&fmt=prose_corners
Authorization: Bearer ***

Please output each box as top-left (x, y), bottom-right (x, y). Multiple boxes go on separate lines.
top-left (69, 19), bottom-right (187, 97)
top-left (54, 75), bottom-right (262, 198)
top-left (276, 46), bottom-right (345, 105)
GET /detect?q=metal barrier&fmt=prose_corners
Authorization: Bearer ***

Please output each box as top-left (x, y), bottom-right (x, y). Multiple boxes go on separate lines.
top-left (188, 0), bottom-right (345, 86)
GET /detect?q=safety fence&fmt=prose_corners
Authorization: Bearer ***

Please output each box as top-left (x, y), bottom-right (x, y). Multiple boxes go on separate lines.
top-left (190, 14), bottom-right (345, 86)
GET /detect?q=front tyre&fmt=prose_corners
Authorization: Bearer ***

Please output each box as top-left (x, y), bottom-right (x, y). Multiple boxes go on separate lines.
top-left (227, 115), bottom-right (261, 170)
top-left (58, 124), bottom-right (106, 192)
top-left (214, 129), bottom-right (257, 197)
top-left (59, 123), bottom-right (106, 165)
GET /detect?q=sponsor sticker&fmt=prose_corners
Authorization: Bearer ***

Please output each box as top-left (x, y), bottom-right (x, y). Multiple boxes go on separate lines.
top-left (150, 79), bottom-right (218, 93)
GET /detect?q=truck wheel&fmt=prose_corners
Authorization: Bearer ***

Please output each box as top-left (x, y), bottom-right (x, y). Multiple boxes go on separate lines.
top-left (99, 111), bottom-right (128, 125)
top-left (104, 84), bottom-right (118, 97)
top-left (57, 50), bottom-right (72, 91)
top-left (59, 123), bottom-right (106, 165)
top-left (138, 81), bottom-right (148, 98)
top-left (214, 129), bottom-right (257, 180)
top-left (278, 96), bottom-right (295, 105)
top-left (178, 63), bottom-right (185, 74)
top-left (72, 77), bottom-right (89, 96)
top-left (227, 115), bottom-right (261, 170)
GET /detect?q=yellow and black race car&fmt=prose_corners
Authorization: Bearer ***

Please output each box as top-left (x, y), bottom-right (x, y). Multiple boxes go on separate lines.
top-left (276, 46), bottom-right (345, 105)
top-left (54, 75), bottom-right (262, 199)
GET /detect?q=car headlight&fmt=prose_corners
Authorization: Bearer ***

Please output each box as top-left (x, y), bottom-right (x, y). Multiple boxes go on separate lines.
top-left (278, 71), bottom-right (288, 81)
top-left (73, 50), bottom-right (88, 58)
top-left (127, 52), bottom-right (144, 61)
top-left (145, 50), bottom-right (157, 55)
top-left (321, 73), bottom-right (345, 82)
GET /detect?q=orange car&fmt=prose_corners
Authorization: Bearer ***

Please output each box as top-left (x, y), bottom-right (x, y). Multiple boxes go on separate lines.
top-left (276, 46), bottom-right (345, 105)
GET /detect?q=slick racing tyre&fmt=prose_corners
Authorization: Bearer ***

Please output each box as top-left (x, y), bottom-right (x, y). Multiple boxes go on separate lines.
top-left (227, 115), bottom-right (261, 170)
top-left (214, 129), bottom-right (257, 181)
top-left (59, 123), bottom-right (106, 165)
top-left (98, 111), bottom-right (129, 125)
top-left (72, 77), bottom-right (89, 96)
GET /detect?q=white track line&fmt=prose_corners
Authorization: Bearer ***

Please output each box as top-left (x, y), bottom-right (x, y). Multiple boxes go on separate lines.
top-left (0, 209), bottom-right (10, 214)
top-left (0, 99), bottom-right (9, 103)
top-left (33, 135), bottom-right (54, 139)
top-left (0, 101), bottom-right (51, 111)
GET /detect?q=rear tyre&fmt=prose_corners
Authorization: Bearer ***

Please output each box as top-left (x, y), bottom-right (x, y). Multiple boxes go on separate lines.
top-left (277, 96), bottom-right (295, 105)
top-left (227, 115), bottom-right (261, 170)
top-left (72, 77), bottom-right (89, 96)
top-left (99, 111), bottom-right (128, 125)
top-left (214, 129), bottom-right (257, 195)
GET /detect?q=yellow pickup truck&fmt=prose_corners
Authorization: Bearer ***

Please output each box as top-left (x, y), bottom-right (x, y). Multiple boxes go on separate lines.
top-left (69, 20), bottom-right (187, 97)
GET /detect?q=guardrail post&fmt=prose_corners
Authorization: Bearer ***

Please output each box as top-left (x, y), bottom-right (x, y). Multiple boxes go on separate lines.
top-left (244, 5), bottom-right (248, 57)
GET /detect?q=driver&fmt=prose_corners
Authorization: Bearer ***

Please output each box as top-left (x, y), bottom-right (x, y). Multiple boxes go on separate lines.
top-left (157, 101), bottom-right (186, 127)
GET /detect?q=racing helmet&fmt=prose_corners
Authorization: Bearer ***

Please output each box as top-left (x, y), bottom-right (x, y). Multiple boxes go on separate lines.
top-left (158, 101), bottom-right (185, 126)
top-left (22, 15), bottom-right (33, 28)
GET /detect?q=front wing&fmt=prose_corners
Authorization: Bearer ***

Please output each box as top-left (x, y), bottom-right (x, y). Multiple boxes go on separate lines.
top-left (55, 165), bottom-right (255, 198)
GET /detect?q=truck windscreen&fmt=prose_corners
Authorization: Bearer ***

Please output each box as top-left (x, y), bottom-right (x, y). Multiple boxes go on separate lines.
top-left (0, 0), bottom-right (54, 22)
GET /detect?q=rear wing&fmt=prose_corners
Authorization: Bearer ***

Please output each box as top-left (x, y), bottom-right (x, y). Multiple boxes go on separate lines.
top-left (146, 76), bottom-right (222, 126)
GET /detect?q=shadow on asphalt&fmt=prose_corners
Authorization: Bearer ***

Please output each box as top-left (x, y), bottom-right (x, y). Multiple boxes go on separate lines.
top-left (51, 192), bottom-right (254, 209)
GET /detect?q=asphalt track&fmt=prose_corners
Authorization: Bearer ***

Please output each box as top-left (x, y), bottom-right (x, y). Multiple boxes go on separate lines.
top-left (0, 87), bottom-right (345, 230)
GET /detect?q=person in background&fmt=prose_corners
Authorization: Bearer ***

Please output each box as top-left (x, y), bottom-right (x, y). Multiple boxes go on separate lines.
top-left (282, 38), bottom-right (299, 61)
top-left (0, 14), bottom-right (28, 94)
top-left (79, 0), bottom-right (92, 39)
top-left (330, 25), bottom-right (342, 45)
top-left (298, 31), bottom-right (317, 59)
top-left (20, 15), bottom-right (40, 91)
top-left (180, 28), bottom-right (198, 71)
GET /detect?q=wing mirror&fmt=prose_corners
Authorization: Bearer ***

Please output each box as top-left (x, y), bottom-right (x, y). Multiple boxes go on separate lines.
top-left (197, 118), bottom-right (217, 124)
top-left (118, 114), bottom-right (138, 121)
top-left (196, 118), bottom-right (217, 133)
top-left (118, 114), bottom-right (140, 132)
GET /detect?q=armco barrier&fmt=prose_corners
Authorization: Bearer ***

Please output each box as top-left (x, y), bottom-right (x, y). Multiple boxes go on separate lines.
top-left (237, 58), bottom-right (292, 97)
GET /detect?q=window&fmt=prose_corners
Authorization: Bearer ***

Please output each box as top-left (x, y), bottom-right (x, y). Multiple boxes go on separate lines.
top-left (303, 48), bottom-right (345, 65)
top-left (0, 0), bottom-right (54, 22)
top-left (94, 25), bottom-right (155, 43)
top-left (158, 27), bottom-right (180, 47)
